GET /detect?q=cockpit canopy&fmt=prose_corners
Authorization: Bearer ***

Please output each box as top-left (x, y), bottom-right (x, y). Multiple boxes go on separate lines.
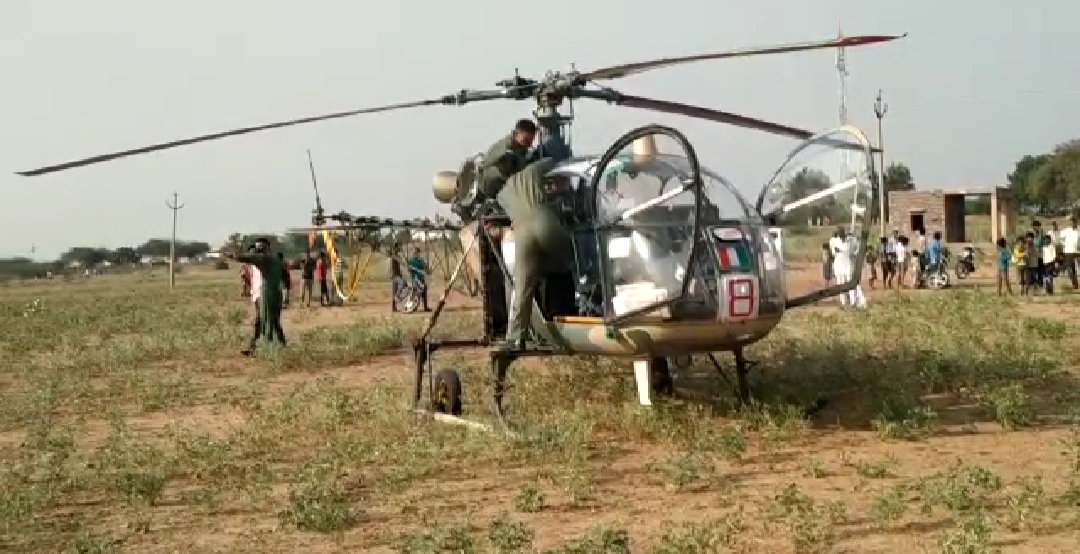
top-left (587, 153), bottom-right (756, 224)
top-left (433, 131), bottom-right (759, 232)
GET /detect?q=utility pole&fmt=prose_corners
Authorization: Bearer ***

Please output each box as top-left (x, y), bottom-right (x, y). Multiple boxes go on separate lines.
top-left (29, 245), bottom-right (37, 262)
top-left (873, 89), bottom-right (889, 236)
top-left (166, 191), bottom-right (185, 290)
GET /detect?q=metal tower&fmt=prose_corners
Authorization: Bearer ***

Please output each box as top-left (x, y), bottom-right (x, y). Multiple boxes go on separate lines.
top-left (836, 23), bottom-right (851, 175)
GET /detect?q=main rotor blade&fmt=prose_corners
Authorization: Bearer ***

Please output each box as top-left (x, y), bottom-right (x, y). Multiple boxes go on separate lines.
top-left (306, 149), bottom-right (323, 212)
top-left (16, 97), bottom-right (450, 177)
top-left (613, 93), bottom-right (878, 152)
top-left (583, 33), bottom-right (907, 81)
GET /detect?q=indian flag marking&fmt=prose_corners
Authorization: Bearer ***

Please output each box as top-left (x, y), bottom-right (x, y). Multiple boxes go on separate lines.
top-left (717, 245), bottom-right (750, 269)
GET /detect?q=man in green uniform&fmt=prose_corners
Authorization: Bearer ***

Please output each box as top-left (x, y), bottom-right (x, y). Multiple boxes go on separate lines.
top-left (477, 119), bottom-right (537, 198)
top-left (226, 237), bottom-right (287, 355)
top-left (497, 157), bottom-right (573, 350)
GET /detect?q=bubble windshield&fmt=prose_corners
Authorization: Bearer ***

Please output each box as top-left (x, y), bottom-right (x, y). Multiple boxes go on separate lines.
top-left (587, 132), bottom-right (728, 319)
top-left (594, 154), bottom-right (753, 223)
top-left (755, 127), bottom-right (875, 304)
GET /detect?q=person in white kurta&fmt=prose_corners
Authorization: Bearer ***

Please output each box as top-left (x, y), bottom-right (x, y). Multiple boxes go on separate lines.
top-left (249, 264), bottom-right (263, 303)
top-left (827, 231), bottom-right (844, 286)
top-left (830, 229), bottom-right (868, 308)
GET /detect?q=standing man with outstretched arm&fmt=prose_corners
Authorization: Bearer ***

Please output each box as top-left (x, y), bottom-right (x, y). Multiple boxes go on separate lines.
top-left (225, 238), bottom-right (287, 355)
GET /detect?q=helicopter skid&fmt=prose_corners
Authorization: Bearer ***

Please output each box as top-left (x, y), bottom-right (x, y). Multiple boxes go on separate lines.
top-left (411, 333), bottom-right (769, 435)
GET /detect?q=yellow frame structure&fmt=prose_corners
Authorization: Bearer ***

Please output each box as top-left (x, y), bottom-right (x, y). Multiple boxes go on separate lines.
top-left (308, 228), bottom-right (377, 302)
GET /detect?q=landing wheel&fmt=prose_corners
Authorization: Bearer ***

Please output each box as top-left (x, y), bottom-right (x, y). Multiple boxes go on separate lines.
top-left (398, 286), bottom-right (421, 313)
top-left (432, 369), bottom-right (463, 416)
top-left (650, 357), bottom-right (675, 396)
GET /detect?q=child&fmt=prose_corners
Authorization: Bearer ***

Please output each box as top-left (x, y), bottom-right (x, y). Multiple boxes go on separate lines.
top-left (895, 236), bottom-right (909, 288)
top-left (909, 248), bottom-right (923, 288)
top-left (820, 243), bottom-right (834, 286)
top-left (1012, 236), bottom-right (1026, 291)
top-left (1040, 233), bottom-right (1056, 294)
top-left (880, 236), bottom-right (896, 289)
top-left (1023, 233), bottom-right (1040, 295)
top-left (996, 237), bottom-right (1013, 295)
top-left (866, 241), bottom-right (879, 289)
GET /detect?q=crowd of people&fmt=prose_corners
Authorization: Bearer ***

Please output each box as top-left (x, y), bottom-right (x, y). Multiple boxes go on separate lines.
top-left (821, 218), bottom-right (1080, 299)
top-left (230, 240), bottom-right (435, 355)
top-left (998, 218), bottom-right (1080, 296)
top-left (241, 250), bottom-right (333, 308)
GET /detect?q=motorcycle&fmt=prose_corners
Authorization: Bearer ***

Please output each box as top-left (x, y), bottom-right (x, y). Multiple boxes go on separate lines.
top-left (913, 253), bottom-right (951, 290)
top-left (955, 246), bottom-right (976, 279)
top-left (923, 259), bottom-right (951, 290)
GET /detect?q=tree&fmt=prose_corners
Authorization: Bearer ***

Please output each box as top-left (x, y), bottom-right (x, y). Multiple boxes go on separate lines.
top-left (59, 247), bottom-right (110, 268)
top-left (1007, 153), bottom-right (1052, 211)
top-left (882, 162), bottom-right (914, 192)
top-left (1028, 141), bottom-right (1080, 215)
top-left (175, 241), bottom-right (211, 259)
top-left (780, 168), bottom-right (848, 226)
top-left (136, 239), bottom-right (172, 258)
top-left (1006, 140), bottom-right (1080, 215)
top-left (110, 247), bottom-right (141, 265)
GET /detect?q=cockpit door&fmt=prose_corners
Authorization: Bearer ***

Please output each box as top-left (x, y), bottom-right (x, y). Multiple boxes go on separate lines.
top-left (588, 125), bottom-right (704, 325)
top-left (755, 126), bottom-right (876, 309)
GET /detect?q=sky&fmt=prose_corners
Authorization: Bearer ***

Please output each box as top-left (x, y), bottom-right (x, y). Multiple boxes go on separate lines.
top-left (1, 0), bottom-right (1076, 260)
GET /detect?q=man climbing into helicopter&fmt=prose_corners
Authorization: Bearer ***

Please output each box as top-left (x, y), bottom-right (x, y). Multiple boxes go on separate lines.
top-left (496, 156), bottom-right (574, 350)
top-left (475, 118), bottom-right (578, 351)
top-left (477, 119), bottom-right (539, 198)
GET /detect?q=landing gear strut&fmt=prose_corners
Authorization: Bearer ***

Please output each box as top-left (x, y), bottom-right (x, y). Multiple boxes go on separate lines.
top-left (707, 348), bottom-right (757, 405)
top-left (491, 351), bottom-right (515, 430)
top-left (706, 348), bottom-right (828, 417)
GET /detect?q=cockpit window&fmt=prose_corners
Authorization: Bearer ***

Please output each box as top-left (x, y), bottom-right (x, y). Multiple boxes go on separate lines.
top-left (593, 154), bottom-right (752, 222)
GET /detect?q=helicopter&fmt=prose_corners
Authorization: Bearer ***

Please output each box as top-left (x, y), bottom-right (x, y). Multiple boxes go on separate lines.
top-left (17, 31), bottom-right (906, 430)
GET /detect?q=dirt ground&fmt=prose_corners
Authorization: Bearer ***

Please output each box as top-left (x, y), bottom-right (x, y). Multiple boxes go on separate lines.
top-left (1, 262), bottom-right (1078, 553)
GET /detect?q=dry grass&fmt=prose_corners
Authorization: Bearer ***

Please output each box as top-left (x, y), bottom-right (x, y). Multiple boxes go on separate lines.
top-left (1, 265), bottom-right (1079, 553)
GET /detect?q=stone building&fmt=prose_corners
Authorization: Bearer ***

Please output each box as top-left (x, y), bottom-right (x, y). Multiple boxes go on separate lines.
top-left (886, 187), bottom-right (1017, 244)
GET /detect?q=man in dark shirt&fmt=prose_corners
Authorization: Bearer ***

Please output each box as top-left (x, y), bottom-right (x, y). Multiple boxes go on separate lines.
top-left (316, 252), bottom-right (330, 306)
top-left (301, 251), bottom-right (317, 307)
top-left (225, 238), bottom-right (287, 355)
top-left (389, 245), bottom-right (404, 312)
top-left (407, 247), bottom-right (430, 312)
top-left (477, 119), bottom-right (537, 198)
top-left (1023, 232), bottom-right (1040, 295)
top-left (277, 252), bottom-right (292, 308)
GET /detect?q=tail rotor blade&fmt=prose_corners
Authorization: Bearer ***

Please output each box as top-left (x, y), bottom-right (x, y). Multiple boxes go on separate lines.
top-left (583, 33), bottom-right (907, 81)
top-left (17, 97), bottom-right (451, 177)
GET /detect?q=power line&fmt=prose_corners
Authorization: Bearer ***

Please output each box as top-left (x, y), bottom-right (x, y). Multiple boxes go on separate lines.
top-left (905, 87), bottom-right (1080, 106)
top-left (166, 191), bottom-right (185, 290)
